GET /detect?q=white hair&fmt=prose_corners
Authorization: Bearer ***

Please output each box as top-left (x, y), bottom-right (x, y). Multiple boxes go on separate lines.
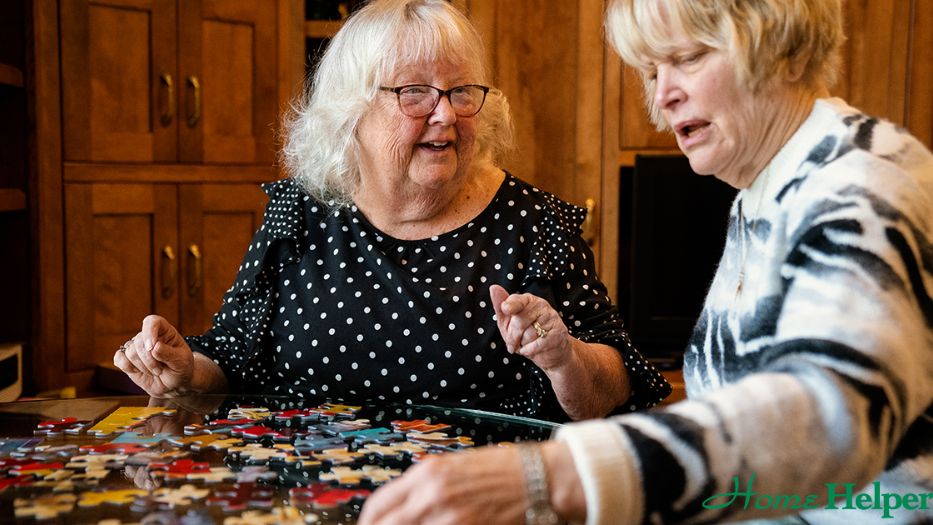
top-left (281, 0), bottom-right (514, 208)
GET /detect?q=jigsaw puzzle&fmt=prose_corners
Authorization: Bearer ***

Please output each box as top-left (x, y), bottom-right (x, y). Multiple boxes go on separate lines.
top-left (0, 396), bottom-right (554, 523)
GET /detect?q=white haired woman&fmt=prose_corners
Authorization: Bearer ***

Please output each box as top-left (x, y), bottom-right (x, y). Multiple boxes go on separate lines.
top-left (112, 0), bottom-right (671, 423)
top-left (359, 0), bottom-right (933, 524)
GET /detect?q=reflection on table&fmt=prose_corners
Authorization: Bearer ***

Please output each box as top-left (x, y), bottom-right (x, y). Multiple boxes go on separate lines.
top-left (0, 394), bottom-right (557, 523)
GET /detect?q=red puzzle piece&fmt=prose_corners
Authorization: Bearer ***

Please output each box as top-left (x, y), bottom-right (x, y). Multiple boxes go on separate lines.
top-left (289, 482), bottom-right (370, 509)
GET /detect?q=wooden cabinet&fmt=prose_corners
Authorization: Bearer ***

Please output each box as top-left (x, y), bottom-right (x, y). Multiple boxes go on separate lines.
top-left (28, 0), bottom-right (291, 393)
top-left (62, 182), bottom-right (266, 389)
top-left (60, 0), bottom-right (277, 164)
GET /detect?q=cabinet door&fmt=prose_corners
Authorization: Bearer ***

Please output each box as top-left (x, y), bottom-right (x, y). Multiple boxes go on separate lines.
top-left (65, 183), bottom-right (179, 390)
top-left (177, 1), bottom-right (278, 165)
top-left (178, 183), bottom-right (268, 335)
top-left (60, 0), bottom-right (177, 162)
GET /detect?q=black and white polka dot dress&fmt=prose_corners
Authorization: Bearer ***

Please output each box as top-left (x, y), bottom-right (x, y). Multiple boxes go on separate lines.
top-left (187, 173), bottom-right (670, 422)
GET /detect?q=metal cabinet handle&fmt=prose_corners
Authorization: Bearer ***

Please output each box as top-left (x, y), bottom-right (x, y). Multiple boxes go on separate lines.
top-left (161, 246), bottom-right (177, 299)
top-left (186, 75), bottom-right (201, 127)
top-left (159, 73), bottom-right (175, 126)
top-left (581, 198), bottom-right (598, 246)
top-left (187, 244), bottom-right (202, 296)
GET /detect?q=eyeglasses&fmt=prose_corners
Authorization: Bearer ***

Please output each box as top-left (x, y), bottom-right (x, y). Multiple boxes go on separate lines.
top-left (379, 84), bottom-right (490, 118)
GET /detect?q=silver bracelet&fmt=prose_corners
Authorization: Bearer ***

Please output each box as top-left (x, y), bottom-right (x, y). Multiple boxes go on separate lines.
top-left (518, 445), bottom-right (562, 525)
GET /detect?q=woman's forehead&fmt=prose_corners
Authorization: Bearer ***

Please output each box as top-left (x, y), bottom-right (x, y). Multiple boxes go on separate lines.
top-left (387, 60), bottom-right (479, 82)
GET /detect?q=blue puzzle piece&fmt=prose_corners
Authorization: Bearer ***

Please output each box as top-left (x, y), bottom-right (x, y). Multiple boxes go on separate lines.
top-left (293, 436), bottom-right (347, 453)
top-left (110, 432), bottom-right (177, 446)
top-left (338, 428), bottom-right (405, 445)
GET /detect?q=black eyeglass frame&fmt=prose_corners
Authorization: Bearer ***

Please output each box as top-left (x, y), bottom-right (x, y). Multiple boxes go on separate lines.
top-left (379, 84), bottom-right (491, 117)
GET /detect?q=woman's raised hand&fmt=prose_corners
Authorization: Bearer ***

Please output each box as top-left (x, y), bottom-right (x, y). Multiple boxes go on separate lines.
top-left (489, 284), bottom-right (573, 371)
top-left (113, 314), bottom-right (195, 397)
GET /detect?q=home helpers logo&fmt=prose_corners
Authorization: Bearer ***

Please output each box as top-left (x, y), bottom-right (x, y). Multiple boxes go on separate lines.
top-left (702, 473), bottom-right (933, 520)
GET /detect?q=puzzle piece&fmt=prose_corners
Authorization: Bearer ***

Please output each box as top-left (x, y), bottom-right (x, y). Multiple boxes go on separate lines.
top-left (234, 466), bottom-right (279, 483)
top-left (289, 483), bottom-right (370, 509)
top-left (34, 417), bottom-right (92, 437)
top-left (169, 433), bottom-right (238, 450)
top-left (109, 431), bottom-right (176, 447)
top-left (223, 506), bottom-right (319, 525)
top-left (0, 437), bottom-right (44, 455)
top-left (124, 449), bottom-right (190, 467)
top-left (207, 482), bottom-right (277, 512)
top-left (390, 419), bottom-right (451, 434)
top-left (151, 483), bottom-right (211, 508)
top-left (87, 407), bottom-right (176, 438)
top-left (406, 432), bottom-right (474, 449)
top-left (14, 493), bottom-right (76, 520)
top-left (25, 443), bottom-right (80, 461)
top-left (77, 488), bottom-right (148, 507)
top-left (227, 407), bottom-right (271, 421)
top-left (227, 443), bottom-right (297, 465)
top-left (293, 435), bottom-right (348, 453)
top-left (186, 467), bottom-right (237, 484)
top-left (361, 442), bottom-right (428, 461)
top-left (230, 425), bottom-right (292, 443)
top-left (0, 457), bottom-right (36, 471)
top-left (316, 419), bottom-right (372, 435)
top-left (67, 453), bottom-right (128, 471)
top-left (79, 442), bottom-right (149, 455)
top-left (311, 448), bottom-right (366, 466)
top-left (271, 408), bottom-right (327, 427)
top-left (310, 403), bottom-right (361, 420)
top-left (149, 458), bottom-right (212, 480)
top-left (339, 427), bottom-right (405, 446)
top-left (9, 461), bottom-right (66, 478)
top-left (33, 468), bottom-right (110, 492)
top-left (0, 477), bottom-right (32, 492)
top-left (184, 419), bottom-right (255, 435)
top-left (318, 465), bottom-right (402, 487)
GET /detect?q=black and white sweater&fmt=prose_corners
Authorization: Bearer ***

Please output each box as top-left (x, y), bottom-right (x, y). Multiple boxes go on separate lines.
top-left (557, 98), bottom-right (933, 524)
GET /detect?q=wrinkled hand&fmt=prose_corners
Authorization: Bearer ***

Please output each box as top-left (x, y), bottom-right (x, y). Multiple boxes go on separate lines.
top-left (489, 284), bottom-right (572, 371)
top-left (113, 315), bottom-right (194, 397)
top-left (358, 445), bottom-right (527, 525)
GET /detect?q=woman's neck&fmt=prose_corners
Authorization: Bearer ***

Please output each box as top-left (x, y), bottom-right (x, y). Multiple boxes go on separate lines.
top-left (354, 163), bottom-right (505, 240)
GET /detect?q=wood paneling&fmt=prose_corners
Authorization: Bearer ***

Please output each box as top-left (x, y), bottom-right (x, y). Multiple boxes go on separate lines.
top-left (60, 0), bottom-right (176, 162)
top-left (65, 183), bottom-right (178, 386)
top-left (178, 0), bottom-right (277, 164)
top-left (178, 184), bottom-right (267, 334)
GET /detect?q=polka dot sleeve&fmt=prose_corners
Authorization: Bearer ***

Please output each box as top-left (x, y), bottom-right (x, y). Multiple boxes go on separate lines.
top-left (523, 200), bottom-right (672, 413)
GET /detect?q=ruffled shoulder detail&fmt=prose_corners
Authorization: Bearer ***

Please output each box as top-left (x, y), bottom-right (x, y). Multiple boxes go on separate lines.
top-left (227, 178), bottom-right (321, 297)
top-left (504, 175), bottom-right (588, 283)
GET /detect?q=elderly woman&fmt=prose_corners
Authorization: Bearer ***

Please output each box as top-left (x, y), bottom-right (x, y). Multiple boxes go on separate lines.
top-left (359, 0), bottom-right (933, 524)
top-left (112, 0), bottom-right (670, 423)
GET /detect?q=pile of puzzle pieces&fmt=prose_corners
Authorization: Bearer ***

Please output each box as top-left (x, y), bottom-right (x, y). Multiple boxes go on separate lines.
top-left (0, 401), bottom-right (495, 523)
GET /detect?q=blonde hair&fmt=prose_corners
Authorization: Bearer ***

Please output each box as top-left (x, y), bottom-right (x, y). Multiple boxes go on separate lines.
top-left (605, 0), bottom-right (845, 128)
top-left (282, 0), bottom-right (513, 207)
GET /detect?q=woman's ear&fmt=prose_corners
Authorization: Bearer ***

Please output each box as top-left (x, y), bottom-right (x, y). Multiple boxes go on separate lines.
top-left (784, 51), bottom-right (810, 83)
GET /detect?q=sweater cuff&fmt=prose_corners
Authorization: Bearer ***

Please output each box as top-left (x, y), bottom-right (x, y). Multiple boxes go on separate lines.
top-left (555, 420), bottom-right (643, 525)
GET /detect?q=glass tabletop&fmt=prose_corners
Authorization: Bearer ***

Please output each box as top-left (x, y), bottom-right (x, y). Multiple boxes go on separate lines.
top-left (0, 394), bottom-right (559, 524)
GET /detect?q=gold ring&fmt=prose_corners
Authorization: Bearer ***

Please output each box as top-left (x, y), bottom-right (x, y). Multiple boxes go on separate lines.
top-left (533, 322), bottom-right (547, 339)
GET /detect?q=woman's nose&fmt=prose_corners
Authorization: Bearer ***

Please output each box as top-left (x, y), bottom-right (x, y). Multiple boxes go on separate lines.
top-left (428, 94), bottom-right (457, 125)
top-left (653, 66), bottom-right (684, 110)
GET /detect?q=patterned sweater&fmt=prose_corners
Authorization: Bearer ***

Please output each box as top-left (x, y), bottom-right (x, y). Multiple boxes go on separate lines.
top-left (556, 98), bottom-right (933, 524)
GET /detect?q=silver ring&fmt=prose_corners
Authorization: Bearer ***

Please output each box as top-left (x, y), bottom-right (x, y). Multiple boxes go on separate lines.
top-left (533, 322), bottom-right (548, 339)
top-left (118, 341), bottom-right (131, 353)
